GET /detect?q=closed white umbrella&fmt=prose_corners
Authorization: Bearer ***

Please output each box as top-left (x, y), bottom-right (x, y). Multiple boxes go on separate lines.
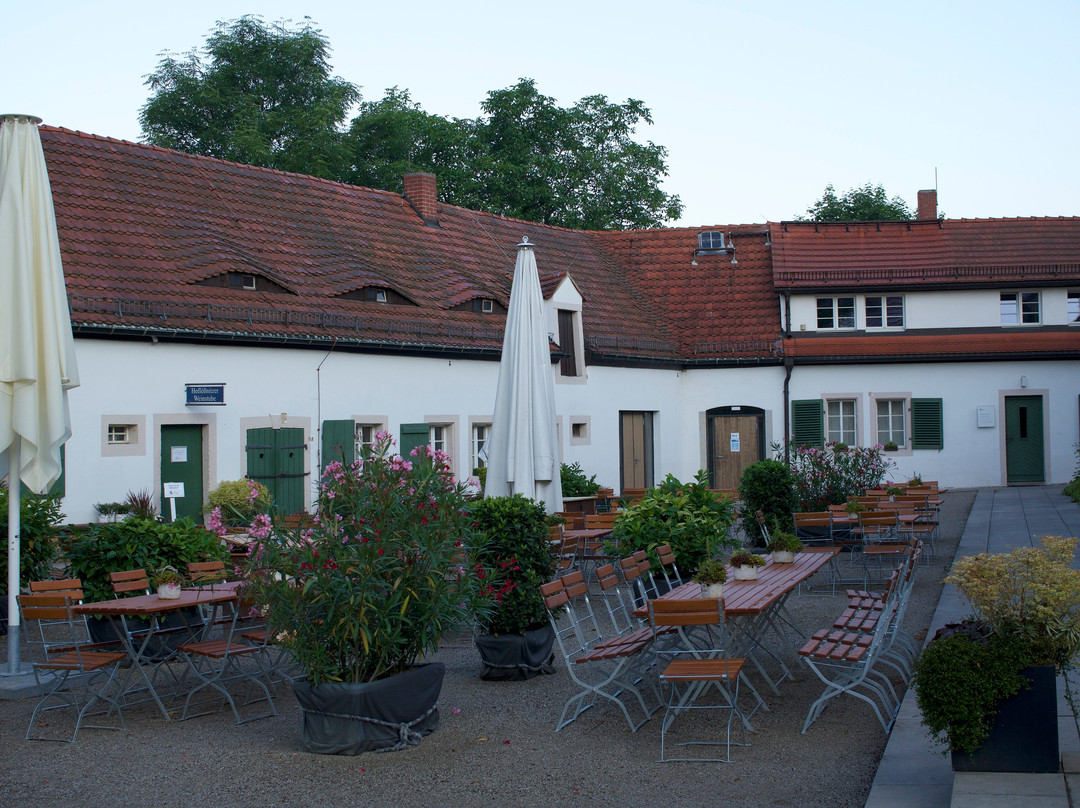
top-left (0, 115), bottom-right (80, 674)
top-left (483, 238), bottom-right (562, 513)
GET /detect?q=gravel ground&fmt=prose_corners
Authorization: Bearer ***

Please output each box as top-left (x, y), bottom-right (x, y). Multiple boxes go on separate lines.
top-left (0, 491), bottom-right (975, 808)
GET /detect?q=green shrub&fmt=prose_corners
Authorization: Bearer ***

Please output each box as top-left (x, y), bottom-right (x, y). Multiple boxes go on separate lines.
top-left (469, 494), bottom-right (554, 634)
top-left (206, 478), bottom-right (271, 524)
top-left (1065, 442), bottom-right (1080, 504)
top-left (780, 440), bottom-right (895, 511)
top-left (739, 459), bottom-right (795, 542)
top-left (560, 462), bottom-right (601, 498)
top-left (609, 471), bottom-right (737, 574)
top-left (0, 488), bottom-right (64, 593)
top-left (913, 621), bottom-right (1032, 753)
top-left (67, 517), bottom-right (227, 603)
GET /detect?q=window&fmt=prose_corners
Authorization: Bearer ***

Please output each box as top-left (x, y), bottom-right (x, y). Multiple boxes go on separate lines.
top-left (557, 309), bottom-right (582, 377)
top-left (817, 296), bottom-right (855, 329)
top-left (107, 424), bottom-right (132, 444)
top-left (826, 400), bottom-right (856, 445)
top-left (865, 296), bottom-right (904, 329)
top-left (481, 299), bottom-right (494, 313)
top-left (570, 417), bottom-right (591, 445)
top-left (876, 399), bottom-right (906, 447)
top-left (229, 273), bottom-right (256, 290)
top-left (697, 231), bottom-right (726, 251)
top-left (367, 288), bottom-right (388, 303)
top-left (355, 424), bottom-right (379, 453)
top-left (429, 425), bottom-right (447, 454)
top-left (1068, 291), bottom-right (1079, 324)
top-left (1001, 292), bottom-right (1040, 325)
top-left (471, 423), bottom-right (490, 470)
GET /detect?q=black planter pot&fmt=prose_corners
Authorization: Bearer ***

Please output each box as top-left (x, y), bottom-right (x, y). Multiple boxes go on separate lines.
top-left (292, 662), bottom-right (445, 755)
top-left (86, 608), bottom-right (205, 662)
top-left (474, 623), bottom-right (556, 680)
top-left (951, 665), bottom-right (1059, 773)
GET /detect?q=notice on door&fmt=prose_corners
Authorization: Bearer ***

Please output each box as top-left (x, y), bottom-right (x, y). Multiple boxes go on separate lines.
top-left (730, 432), bottom-right (740, 453)
top-left (171, 446), bottom-right (188, 463)
top-left (163, 482), bottom-right (185, 499)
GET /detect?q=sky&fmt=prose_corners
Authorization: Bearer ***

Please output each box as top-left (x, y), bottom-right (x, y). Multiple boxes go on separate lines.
top-left (4, 0), bottom-right (1077, 226)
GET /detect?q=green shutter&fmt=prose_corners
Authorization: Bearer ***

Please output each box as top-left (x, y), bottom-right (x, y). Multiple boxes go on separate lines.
top-left (399, 423), bottom-right (430, 458)
top-left (791, 400), bottom-right (824, 448)
top-left (911, 398), bottom-right (944, 450)
top-left (321, 420), bottom-right (355, 472)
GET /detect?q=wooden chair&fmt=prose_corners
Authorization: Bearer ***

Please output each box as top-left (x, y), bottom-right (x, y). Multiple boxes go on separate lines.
top-left (556, 511), bottom-right (585, 530)
top-left (583, 512), bottom-right (619, 530)
top-left (18, 592), bottom-right (127, 742)
top-left (620, 488), bottom-right (646, 507)
top-left (648, 598), bottom-right (764, 762)
top-left (109, 568), bottom-right (151, 597)
top-left (654, 544), bottom-right (683, 589)
top-left (29, 578), bottom-right (84, 595)
top-left (187, 560), bottom-right (227, 585)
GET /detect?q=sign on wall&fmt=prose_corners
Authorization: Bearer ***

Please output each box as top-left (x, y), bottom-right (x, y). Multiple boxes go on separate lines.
top-left (185, 383), bottom-right (226, 406)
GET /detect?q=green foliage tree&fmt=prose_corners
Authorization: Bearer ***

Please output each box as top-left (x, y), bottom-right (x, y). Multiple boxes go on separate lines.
top-left (0, 489), bottom-right (64, 593)
top-left (739, 459), bottom-right (796, 544)
top-left (797, 182), bottom-right (913, 221)
top-left (560, 461), bottom-right (600, 498)
top-left (140, 16), bottom-right (360, 180)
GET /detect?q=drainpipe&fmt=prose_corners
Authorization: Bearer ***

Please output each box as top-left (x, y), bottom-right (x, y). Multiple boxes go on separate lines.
top-left (783, 356), bottom-right (794, 467)
top-left (315, 338), bottom-right (338, 479)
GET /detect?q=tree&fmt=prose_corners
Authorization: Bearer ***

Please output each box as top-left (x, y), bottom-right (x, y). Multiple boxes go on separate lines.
top-left (798, 182), bottom-right (913, 221)
top-left (344, 87), bottom-right (478, 202)
top-left (140, 16), bottom-right (360, 180)
top-left (472, 79), bottom-right (683, 229)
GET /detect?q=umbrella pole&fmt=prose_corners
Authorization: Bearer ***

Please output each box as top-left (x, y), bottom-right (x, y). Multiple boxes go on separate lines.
top-left (6, 443), bottom-right (21, 674)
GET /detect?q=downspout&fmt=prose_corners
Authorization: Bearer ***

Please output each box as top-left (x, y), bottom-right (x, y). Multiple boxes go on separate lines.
top-left (783, 356), bottom-right (794, 467)
top-left (315, 338), bottom-right (338, 481)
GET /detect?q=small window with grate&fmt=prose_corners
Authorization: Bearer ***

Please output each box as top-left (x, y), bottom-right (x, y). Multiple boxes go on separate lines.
top-left (107, 424), bottom-right (133, 445)
top-left (229, 273), bottom-right (257, 290)
top-left (697, 232), bottom-right (726, 252)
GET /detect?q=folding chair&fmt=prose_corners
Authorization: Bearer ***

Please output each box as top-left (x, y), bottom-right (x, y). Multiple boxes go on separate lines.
top-left (176, 596), bottom-right (277, 724)
top-left (854, 510), bottom-right (906, 585)
top-left (654, 544), bottom-right (683, 589)
top-left (541, 573), bottom-right (659, 732)
top-left (186, 560), bottom-right (228, 586)
top-left (18, 592), bottom-right (127, 742)
top-left (648, 598), bottom-right (763, 762)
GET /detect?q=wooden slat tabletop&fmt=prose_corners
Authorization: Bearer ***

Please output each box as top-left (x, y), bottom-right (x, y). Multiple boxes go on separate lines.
top-left (72, 587), bottom-right (237, 617)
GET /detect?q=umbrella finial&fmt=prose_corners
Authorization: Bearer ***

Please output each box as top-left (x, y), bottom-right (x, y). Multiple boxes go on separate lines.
top-left (517, 236), bottom-right (532, 249)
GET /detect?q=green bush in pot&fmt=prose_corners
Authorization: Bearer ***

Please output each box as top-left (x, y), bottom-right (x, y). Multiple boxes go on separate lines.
top-left (468, 494), bottom-right (554, 635)
top-left (609, 471), bottom-right (738, 575)
top-left (913, 535), bottom-right (1080, 754)
top-left (67, 517), bottom-right (227, 604)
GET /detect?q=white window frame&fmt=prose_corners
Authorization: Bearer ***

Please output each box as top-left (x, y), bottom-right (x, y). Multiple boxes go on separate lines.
top-left (555, 306), bottom-right (586, 383)
top-left (101, 415), bottom-right (147, 457)
top-left (865, 295), bottom-right (905, 329)
top-left (1068, 290), bottom-right (1080, 324)
top-left (825, 398), bottom-right (857, 445)
top-left (1000, 291), bottom-right (1041, 325)
top-left (471, 422), bottom-right (490, 471)
top-left (423, 415), bottom-right (458, 475)
top-left (875, 398), bottom-right (906, 448)
top-left (816, 296), bottom-right (856, 330)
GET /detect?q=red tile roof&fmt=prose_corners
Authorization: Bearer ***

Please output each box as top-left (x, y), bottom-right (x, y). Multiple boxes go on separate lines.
top-left (41, 127), bottom-right (680, 361)
top-left (783, 330), bottom-right (1080, 362)
top-left (771, 218), bottom-right (1080, 290)
top-left (595, 226), bottom-right (781, 361)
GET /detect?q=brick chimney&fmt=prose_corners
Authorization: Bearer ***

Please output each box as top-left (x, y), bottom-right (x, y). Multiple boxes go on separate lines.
top-left (917, 189), bottom-right (938, 220)
top-left (403, 172), bottom-right (439, 227)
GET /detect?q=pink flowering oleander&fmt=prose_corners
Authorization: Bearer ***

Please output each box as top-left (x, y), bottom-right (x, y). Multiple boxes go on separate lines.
top-left (206, 506), bottom-right (227, 538)
top-left (247, 482), bottom-right (260, 505)
top-left (248, 513), bottom-right (273, 539)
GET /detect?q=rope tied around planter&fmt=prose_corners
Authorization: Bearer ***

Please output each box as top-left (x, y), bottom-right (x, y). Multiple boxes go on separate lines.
top-left (300, 703), bottom-right (438, 752)
top-left (482, 658), bottom-right (555, 676)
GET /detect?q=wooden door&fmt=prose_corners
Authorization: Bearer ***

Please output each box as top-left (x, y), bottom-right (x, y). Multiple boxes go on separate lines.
top-left (1005, 395), bottom-right (1044, 484)
top-left (620, 411), bottom-right (654, 491)
top-left (160, 424), bottom-right (204, 523)
top-left (708, 411), bottom-right (763, 490)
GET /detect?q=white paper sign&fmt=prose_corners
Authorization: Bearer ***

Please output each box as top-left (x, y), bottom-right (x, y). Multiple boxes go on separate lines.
top-left (171, 446), bottom-right (188, 463)
top-left (730, 432), bottom-right (741, 452)
top-left (163, 482), bottom-right (185, 498)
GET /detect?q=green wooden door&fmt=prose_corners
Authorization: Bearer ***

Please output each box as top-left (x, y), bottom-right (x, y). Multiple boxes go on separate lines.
top-left (321, 420), bottom-right (356, 473)
top-left (1005, 395), bottom-right (1044, 484)
top-left (160, 424), bottom-right (204, 523)
top-left (246, 428), bottom-right (307, 514)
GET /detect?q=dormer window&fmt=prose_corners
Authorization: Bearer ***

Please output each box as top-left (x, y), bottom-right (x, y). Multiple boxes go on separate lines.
top-left (481, 299), bottom-right (494, 313)
top-left (337, 286), bottom-right (415, 305)
top-left (697, 232), bottom-right (727, 252)
top-left (229, 273), bottom-right (257, 290)
top-left (368, 288), bottom-right (388, 303)
top-left (450, 297), bottom-right (507, 315)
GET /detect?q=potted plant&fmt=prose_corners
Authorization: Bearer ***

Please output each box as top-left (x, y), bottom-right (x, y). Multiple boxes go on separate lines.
top-left (883, 441), bottom-right (899, 452)
top-left (242, 433), bottom-right (490, 755)
top-left (468, 494), bottom-right (557, 681)
top-left (913, 535), bottom-right (1080, 772)
top-left (766, 524), bottom-right (803, 563)
top-left (693, 559), bottom-right (727, 598)
top-left (729, 549), bottom-right (766, 580)
top-left (94, 502), bottom-right (128, 523)
top-left (151, 565), bottom-right (184, 599)
top-left (609, 471), bottom-right (739, 574)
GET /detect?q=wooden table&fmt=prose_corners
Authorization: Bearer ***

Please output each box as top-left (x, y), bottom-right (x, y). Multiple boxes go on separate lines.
top-left (561, 496), bottom-right (599, 515)
top-left (74, 587), bottom-right (239, 719)
top-left (637, 550), bottom-right (839, 694)
top-left (563, 527), bottom-right (614, 572)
